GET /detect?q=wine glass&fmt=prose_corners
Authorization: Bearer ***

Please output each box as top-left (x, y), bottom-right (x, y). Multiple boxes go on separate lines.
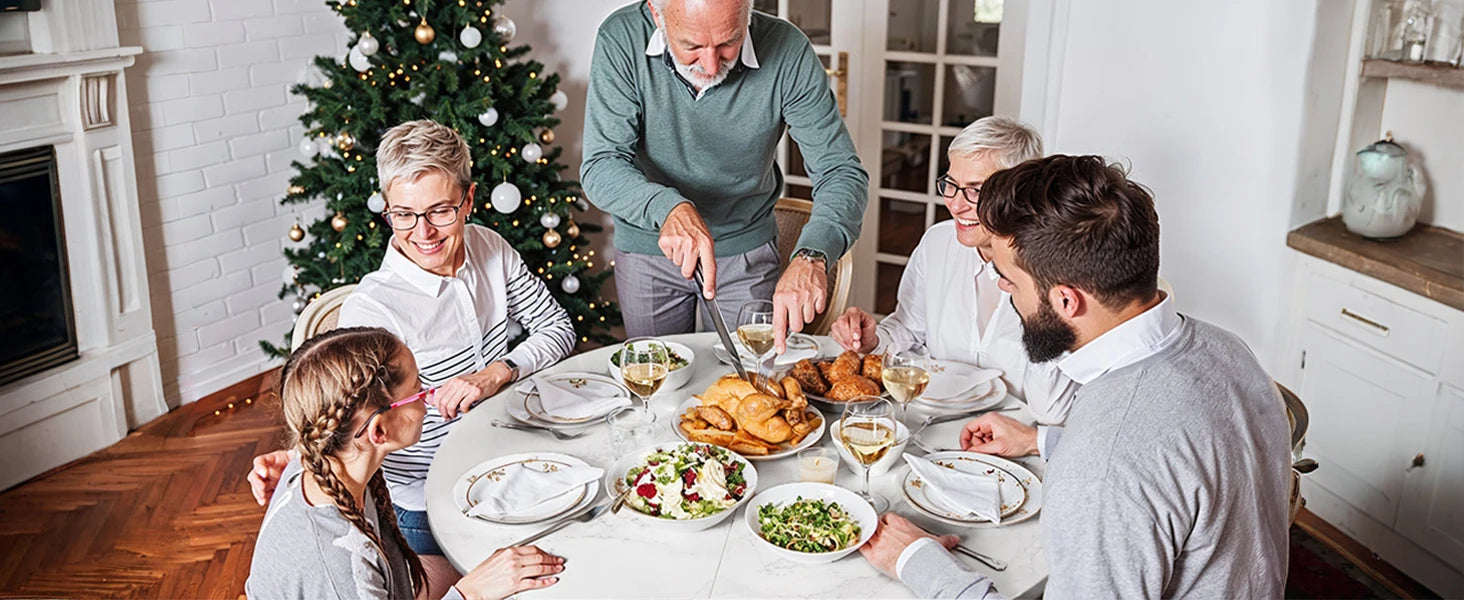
top-left (839, 397), bottom-right (901, 512)
top-left (619, 337), bottom-right (669, 407)
top-left (882, 344), bottom-right (931, 423)
top-left (737, 299), bottom-right (776, 383)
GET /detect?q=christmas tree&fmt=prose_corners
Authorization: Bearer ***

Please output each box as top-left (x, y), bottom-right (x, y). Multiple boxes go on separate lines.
top-left (263, 0), bottom-right (621, 357)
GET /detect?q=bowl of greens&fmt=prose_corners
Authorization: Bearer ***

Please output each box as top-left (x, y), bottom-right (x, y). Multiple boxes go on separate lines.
top-left (606, 340), bottom-right (696, 392)
top-left (605, 442), bottom-right (757, 531)
top-left (745, 482), bottom-right (878, 564)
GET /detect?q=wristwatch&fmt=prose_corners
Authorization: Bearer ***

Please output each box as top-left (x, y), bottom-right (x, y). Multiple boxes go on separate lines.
top-left (792, 248), bottom-right (828, 265)
top-left (500, 357), bottom-right (520, 381)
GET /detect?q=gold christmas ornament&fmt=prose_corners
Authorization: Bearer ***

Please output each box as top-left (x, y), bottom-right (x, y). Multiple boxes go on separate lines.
top-left (288, 223), bottom-right (306, 241)
top-left (336, 132), bottom-right (355, 151)
top-left (542, 229), bottom-right (562, 248)
top-left (287, 184), bottom-right (306, 195)
top-left (565, 220), bottom-right (580, 238)
top-left (414, 18), bottom-right (436, 44)
top-left (331, 212), bottom-right (349, 232)
top-left (538, 128), bottom-right (555, 144)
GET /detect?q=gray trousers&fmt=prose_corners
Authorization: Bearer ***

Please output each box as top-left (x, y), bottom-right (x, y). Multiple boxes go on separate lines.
top-left (614, 241), bottom-right (781, 338)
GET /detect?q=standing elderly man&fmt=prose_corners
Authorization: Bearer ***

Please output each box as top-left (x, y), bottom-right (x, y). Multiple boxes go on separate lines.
top-left (582, 0), bottom-right (868, 352)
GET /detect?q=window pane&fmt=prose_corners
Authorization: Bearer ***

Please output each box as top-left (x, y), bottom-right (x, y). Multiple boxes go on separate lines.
top-left (883, 61), bottom-right (935, 125)
top-left (876, 262), bottom-right (906, 315)
top-left (887, 0), bottom-right (940, 53)
top-left (937, 135), bottom-right (956, 175)
top-left (947, 0), bottom-right (1003, 57)
top-left (878, 197), bottom-right (926, 256)
top-left (878, 130), bottom-right (932, 193)
top-left (941, 64), bottom-right (996, 127)
top-left (787, 182), bottom-right (813, 200)
top-left (788, 0), bottom-right (831, 45)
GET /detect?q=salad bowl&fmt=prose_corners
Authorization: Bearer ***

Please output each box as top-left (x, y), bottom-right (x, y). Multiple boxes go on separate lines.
top-left (606, 341), bottom-right (696, 392)
top-left (604, 442), bottom-right (758, 531)
top-left (745, 482), bottom-right (878, 564)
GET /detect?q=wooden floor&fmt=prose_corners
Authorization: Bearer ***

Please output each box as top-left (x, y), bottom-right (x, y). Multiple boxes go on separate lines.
top-left (0, 367), bottom-right (1442, 599)
top-left (0, 369), bottom-right (284, 599)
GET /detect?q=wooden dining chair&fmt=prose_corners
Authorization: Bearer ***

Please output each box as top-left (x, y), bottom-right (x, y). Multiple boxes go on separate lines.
top-left (772, 198), bottom-right (853, 336)
top-left (289, 284), bottom-right (357, 351)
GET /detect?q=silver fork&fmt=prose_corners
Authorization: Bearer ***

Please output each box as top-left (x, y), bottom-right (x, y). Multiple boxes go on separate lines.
top-left (952, 544), bottom-right (1008, 571)
top-left (491, 420), bottom-right (591, 440)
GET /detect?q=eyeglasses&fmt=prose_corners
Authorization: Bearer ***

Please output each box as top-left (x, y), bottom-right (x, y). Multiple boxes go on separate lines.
top-left (381, 188), bottom-right (469, 231)
top-left (353, 387), bottom-right (434, 438)
top-left (935, 175), bottom-right (981, 204)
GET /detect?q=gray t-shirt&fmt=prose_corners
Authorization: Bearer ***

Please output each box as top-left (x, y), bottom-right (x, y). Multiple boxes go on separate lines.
top-left (245, 463), bottom-right (427, 600)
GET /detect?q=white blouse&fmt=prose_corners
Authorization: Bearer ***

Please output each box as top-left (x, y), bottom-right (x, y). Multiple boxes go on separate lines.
top-left (875, 221), bottom-right (1075, 425)
top-left (338, 224), bottom-right (575, 510)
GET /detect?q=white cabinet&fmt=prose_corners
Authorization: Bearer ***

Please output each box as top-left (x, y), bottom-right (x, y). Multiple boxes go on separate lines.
top-left (1287, 255), bottom-right (1464, 594)
top-left (1398, 384), bottom-right (1464, 571)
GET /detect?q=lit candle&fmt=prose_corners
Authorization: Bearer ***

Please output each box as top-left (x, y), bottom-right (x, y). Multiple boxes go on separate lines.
top-left (798, 448), bottom-right (839, 484)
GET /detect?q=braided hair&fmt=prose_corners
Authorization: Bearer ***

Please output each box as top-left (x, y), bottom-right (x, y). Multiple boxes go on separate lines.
top-left (279, 327), bottom-right (427, 595)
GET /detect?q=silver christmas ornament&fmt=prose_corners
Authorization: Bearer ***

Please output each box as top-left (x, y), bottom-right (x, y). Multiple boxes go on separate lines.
top-left (459, 26), bottom-right (482, 49)
top-left (549, 90), bottom-right (568, 111)
top-left (561, 275), bottom-right (580, 294)
top-left (299, 138), bottom-right (319, 158)
top-left (367, 192), bottom-right (386, 212)
top-left (539, 213), bottom-right (562, 229)
top-left (490, 181), bottom-right (521, 214)
top-left (348, 46), bottom-right (371, 73)
top-left (491, 15), bottom-right (517, 43)
top-left (477, 107), bottom-right (499, 127)
top-left (357, 32), bottom-right (380, 56)
top-left (437, 50), bottom-right (458, 62)
top-left (521, 142), bottom-right (543, 163)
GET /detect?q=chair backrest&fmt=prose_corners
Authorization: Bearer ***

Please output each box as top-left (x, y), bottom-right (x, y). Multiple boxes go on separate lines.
top-left (289, 284), bottom-right (358, 351)
top-left (772, 198), bottom-right (853, 336)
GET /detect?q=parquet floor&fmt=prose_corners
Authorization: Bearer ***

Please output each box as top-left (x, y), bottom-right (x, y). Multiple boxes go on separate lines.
top-left (0, 369), bottom-right (284, 599)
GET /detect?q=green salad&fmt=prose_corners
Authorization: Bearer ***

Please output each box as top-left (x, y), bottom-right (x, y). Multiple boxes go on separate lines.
top-left (757, 498), bottom-right (863, 553)
top-left (610, 346), bottom-right (689, 370)
top-left (624, 444), bottom-right (748, 519)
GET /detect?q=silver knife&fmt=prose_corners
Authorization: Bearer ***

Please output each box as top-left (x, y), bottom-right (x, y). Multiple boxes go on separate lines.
top-left (693, 265), bottom-right (751, 383)
top-left (508, 501), bottom-right (612, 547)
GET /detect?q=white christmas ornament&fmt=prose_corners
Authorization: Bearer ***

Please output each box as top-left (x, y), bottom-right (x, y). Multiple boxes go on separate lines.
top-left (367, 192), bottom-right (386, 212)
top-left (549, 90), bottom-right (569, 111)
top-left (358, 32), bottom-right (380, 56)
top-left (521, 143), bottom-right (542, 163)
top-left (492, 15), bottom-right (517, 43)
top-left (561, 275), bottom-right (580, 294)
top-left (459, 26), bottom-right (482, 49)
top-left (490, 181), bottom-right (522, 214)
top-left (348, 46), bottom-right (371, 72)
top-left (539, 213), bottom-right (561, 229)
top-left (477, 107), bottom-right (499, 126)
top-left (437, 50), bottom-right (458, 62)
top-left (298, 138), bottom-right (319, 158)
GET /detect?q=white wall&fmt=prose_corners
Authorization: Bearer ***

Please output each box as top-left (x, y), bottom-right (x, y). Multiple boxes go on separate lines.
top-left (118, 0), bottom-right (347, 405)
top-left (1376, 81), bottom-right (1464, 230)
top-left (1033, 0), bottom-right (1352, 374)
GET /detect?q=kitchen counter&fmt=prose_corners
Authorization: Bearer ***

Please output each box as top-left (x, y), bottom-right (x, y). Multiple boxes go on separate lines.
top-left (1288, 216), bottom-right (1464, 311)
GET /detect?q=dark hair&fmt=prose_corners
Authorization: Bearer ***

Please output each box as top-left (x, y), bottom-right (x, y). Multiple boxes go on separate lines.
top-left (977, 154), bottom-right (1160, 309)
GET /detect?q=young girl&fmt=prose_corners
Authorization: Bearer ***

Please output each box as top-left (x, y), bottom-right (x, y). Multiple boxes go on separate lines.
top-left (246, 327), bottom-right (564, 600)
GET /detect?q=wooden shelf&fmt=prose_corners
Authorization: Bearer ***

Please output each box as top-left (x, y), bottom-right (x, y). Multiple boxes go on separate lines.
top-left (1288, 216), bottom-right (1464, 311)
top-left (1360, 59), bottom-right (1464, 90)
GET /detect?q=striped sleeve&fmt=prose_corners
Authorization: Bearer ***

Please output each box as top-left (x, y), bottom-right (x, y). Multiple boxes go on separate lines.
top-left (499, 258), bottom-right (575, 377)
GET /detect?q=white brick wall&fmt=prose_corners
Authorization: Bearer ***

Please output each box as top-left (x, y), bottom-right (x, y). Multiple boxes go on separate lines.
top-left (119, 0), bottom-right (347, 405)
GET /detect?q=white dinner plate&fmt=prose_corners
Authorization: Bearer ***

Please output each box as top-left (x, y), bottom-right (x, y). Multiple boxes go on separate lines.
top-left (523, 372), bottom-right (630, 424)
top-left (453, 452), bottom-right (594, 525)
top-left (911, 377), bottom-right (1008, 414)
top-left (712, 333), bottom-right (821, 369)
top-left (671, 397), bottom-right (826, 461)
top-left (923, 361), bottom-right (1003, 401)
top-left (506, 373), bottom-right (625, 430)
top-left (902, 451), bottom-right (1043, 528)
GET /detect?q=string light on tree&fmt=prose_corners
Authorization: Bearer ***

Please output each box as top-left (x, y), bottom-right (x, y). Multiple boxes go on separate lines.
top-left (336, 132), bottom-right (356, 151)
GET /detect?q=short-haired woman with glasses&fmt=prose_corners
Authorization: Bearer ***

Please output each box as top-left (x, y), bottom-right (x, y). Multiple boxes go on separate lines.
top-left (830, 116), bottom-right (1075, 430)
top-left (248, 120), bottom-right (575, 599)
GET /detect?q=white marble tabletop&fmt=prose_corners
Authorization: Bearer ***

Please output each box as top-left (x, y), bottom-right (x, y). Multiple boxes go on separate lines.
top-left (425, 333), bottom-right (1049, 598)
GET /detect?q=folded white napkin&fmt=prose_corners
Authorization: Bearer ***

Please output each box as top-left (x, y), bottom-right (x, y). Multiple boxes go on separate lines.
top-left (903, 454), bottom-right (1003, 524)
top-left (466, 462), bottom-right (604, 519)
top-left (925, 364), bottom-right (1004, 400)
top-left (519, 375), bottom-right (630, 420)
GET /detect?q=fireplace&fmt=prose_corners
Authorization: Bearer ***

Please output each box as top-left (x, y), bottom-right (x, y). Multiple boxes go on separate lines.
top-left (0, 147), bottom-right (77, 386)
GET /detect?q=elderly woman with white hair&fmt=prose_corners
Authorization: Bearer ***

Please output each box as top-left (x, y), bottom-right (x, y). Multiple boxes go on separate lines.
top-left (248, 119), bottom-right (576, 599)
top-left (831, 116), bottom-right (1073, 427)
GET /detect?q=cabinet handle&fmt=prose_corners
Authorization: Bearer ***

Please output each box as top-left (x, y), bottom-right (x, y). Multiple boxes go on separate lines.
top-left (1340, 308), bottom-right (1390, 335)
top-left (1405, 453), bottom-right (1425, 472)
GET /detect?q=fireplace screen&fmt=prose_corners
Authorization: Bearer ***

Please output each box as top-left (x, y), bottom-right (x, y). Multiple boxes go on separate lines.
top-left (0, 147), bottom-right (77, 387)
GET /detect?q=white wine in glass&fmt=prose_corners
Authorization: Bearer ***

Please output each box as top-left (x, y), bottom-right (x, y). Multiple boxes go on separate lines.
top-left (736, 323), bottom-right (775, 357)
top-left (882, 366), bottom-right (930, 404)
top-left (839, 397), bottom-right (900, 512)
top-left (620, 338), bottom-right (670, 406)
top-left (840, 420), bottom-right (896, 466)
top-left (621, 362), bottom-right (668, 398)
top-left (737, 300), bottom-right (776, 378)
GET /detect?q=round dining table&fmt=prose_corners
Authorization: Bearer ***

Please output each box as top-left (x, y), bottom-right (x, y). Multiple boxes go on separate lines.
top-left (426, 333), bottom-right (1050, 598)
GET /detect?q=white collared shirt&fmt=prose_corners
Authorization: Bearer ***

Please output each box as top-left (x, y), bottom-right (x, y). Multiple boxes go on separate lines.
top-left (876, 222), bottom-right (1075, 425)
top-left (338, 224), bottom-right (575, 510)
top-left (1037, 293), bottom-right (1182, 457)
top-left (644, 24), bottom-right (759, 100)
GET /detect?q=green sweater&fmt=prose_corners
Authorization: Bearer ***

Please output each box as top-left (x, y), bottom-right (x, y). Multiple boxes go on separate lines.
top-left (581, 2), bottom-right (868, 260)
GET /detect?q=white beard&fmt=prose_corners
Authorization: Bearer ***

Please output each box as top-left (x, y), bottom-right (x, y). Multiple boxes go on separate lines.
top-left (671, 52), bottom-right (738, 92)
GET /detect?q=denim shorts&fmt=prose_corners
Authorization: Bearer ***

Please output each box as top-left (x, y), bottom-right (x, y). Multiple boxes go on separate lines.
top-left (393, 506), bottom-right (443, 556)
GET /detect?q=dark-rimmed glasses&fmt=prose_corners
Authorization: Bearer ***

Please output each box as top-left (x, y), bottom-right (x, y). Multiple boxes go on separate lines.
top-left (936, 174), bottom-right (981, 204)
top-left (353, 387), bottom-right (434, 438)
top-left (381, 188), bottom-right (469, 231)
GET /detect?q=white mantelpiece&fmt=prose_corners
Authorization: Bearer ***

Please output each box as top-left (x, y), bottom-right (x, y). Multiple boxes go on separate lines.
top-left (0, 1), bottom-right (162, 491)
